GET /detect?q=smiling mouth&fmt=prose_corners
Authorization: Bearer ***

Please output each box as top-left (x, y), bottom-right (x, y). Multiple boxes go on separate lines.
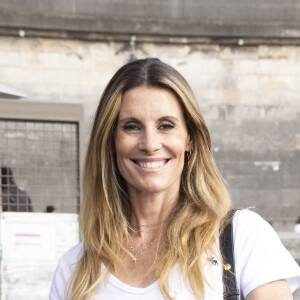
top-left (133, 160), bottom-right (169, 169)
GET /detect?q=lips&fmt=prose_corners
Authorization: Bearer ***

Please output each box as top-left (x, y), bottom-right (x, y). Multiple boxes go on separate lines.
top-left (132, 159), bottom-right (169, 169)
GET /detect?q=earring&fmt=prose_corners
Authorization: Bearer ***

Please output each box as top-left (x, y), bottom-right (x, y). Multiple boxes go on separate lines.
top-left (185, 151), bottom-right (192, 162)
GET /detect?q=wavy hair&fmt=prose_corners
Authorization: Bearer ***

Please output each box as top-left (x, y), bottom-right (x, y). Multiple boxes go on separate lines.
top-left (68, 58), bottom-right (232, 299)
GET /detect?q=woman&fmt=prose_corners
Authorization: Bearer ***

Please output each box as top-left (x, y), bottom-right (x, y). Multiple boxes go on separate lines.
top-left (50, 58), bottom-right (300, 300)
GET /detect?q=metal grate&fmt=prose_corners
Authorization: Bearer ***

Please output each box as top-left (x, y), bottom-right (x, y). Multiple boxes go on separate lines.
top-left (0, 119), bottom-right (80, 213)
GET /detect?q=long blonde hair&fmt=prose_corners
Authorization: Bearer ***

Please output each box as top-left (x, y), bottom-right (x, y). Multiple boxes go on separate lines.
top-left (68, 58), bottom-right (232, 299)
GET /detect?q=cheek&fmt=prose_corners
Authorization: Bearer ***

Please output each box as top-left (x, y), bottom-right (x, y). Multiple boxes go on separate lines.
top-left (168, 136), bottom-right (189, 156)
top-left (114, 135), bottom-right (129, 157)
top-left (114, 135), bottom-right (135, 172)
top-left (115, 148), bottom-right (129, 180)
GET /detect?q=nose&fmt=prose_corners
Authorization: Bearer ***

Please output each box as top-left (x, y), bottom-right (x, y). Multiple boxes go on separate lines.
top-left (138, 128), bottom-right (161, 153)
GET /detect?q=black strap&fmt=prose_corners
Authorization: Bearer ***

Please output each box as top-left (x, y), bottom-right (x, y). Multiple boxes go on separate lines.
top-left (220, 209), bottom-right (240, 300)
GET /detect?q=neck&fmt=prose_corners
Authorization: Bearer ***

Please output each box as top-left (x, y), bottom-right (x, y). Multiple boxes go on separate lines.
top-left (128, 189), bottom-right (178, 232)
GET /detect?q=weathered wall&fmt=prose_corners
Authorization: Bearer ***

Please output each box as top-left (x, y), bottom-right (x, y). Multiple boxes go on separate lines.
top-left (0, 35), bottom-right (299, 230)
top-left (1, 0), bottom-right (300, 38)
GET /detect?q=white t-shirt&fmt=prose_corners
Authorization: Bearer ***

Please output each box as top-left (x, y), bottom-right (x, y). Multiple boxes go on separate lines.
top-left (49, 210), bottom-right (300, 300)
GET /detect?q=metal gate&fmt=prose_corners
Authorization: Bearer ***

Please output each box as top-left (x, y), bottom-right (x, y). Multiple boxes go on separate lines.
top-left (0, 101), bottom-right (84, 300)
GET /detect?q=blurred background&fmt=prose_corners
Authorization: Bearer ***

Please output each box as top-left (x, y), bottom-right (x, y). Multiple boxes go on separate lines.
top-left (0, 0), bottom-right (299, 299)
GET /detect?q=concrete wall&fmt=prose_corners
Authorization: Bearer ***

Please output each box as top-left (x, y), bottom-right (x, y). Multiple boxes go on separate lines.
top-left (1, 0), bottom-right (300, 38)
top-left (0, 35), bottom-right (299, 230)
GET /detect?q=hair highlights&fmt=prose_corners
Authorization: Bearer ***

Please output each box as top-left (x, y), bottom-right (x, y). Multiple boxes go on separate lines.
top-left (68, 58), bottom-right (231, 299)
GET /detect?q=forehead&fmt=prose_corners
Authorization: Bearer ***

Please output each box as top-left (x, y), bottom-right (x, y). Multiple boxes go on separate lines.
top-left (119, 86), bottom-right (185, 119)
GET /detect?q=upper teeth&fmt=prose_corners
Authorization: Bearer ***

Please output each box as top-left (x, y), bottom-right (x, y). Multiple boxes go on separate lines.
top-left (137, 161), bottom-right (166, 168)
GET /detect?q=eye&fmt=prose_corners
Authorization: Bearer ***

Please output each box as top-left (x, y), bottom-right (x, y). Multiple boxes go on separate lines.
top-left (159, 122), bottom-right (175, 131)
top-left (122, 123), bottom-right (140, 131)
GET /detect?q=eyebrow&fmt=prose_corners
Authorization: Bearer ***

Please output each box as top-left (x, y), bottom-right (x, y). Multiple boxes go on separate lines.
top-left (118, 116), bottom-right (181, 124)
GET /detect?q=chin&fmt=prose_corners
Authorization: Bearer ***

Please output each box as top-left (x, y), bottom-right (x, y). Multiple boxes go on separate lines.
top-left (141, 179), bottom-right (177, 194)
top-left (141, 184), bottom-right (165, 194)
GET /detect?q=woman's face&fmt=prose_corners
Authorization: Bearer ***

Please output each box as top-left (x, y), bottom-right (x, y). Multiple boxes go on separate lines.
top-left (114, 86), bottom-right (192, 195)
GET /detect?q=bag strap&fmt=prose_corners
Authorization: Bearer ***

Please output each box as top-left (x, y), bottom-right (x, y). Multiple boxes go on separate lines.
top-left (220, 209), bottom-right (240, 300)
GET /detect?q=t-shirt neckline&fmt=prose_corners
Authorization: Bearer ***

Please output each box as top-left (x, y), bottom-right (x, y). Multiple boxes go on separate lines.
top-left (108, 273), bottom-right (159, 294)
top-left (101, 263), bottom-right (159, 294)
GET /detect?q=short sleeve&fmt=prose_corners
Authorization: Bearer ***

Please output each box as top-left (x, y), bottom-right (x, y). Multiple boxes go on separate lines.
top-left (49, 264), bottom-right (66, 300)
top-left (233, 210), bottom-right (300, 299)
top-left (49, 243), bottom-right (84, 300)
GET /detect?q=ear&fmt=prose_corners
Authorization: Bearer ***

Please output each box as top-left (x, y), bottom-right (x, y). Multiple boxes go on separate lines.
top-left (185, 135), bottom-right (193, 152)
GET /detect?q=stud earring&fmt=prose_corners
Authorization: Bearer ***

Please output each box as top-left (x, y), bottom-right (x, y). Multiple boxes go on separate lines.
top-left (185, 151), bottom-right (192, 162)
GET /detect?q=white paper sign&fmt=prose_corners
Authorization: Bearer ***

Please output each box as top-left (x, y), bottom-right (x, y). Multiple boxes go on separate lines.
top-left (1, 220), bottom-right (55, 260)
